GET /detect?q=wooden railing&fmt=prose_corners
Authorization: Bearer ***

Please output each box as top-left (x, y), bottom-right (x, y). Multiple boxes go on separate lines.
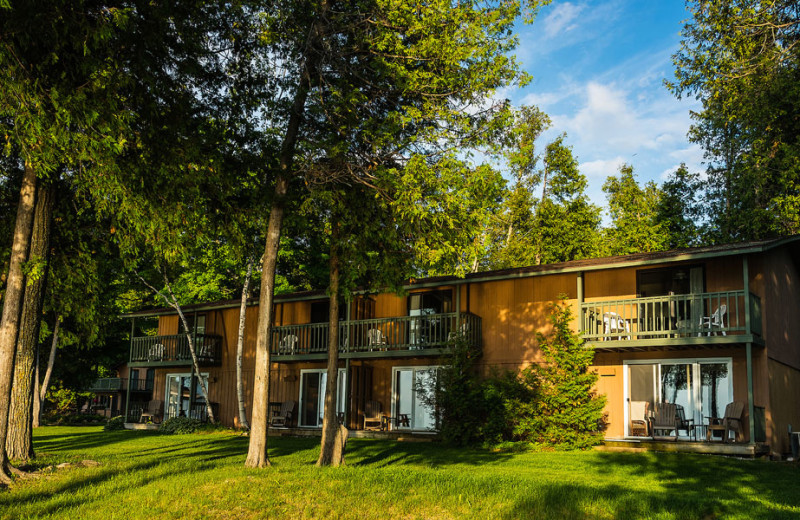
top-left (270, 312), bottom-right (482, 356)
top-left (130, 334), bottom-right (222, 364)
top-left (581, 291), bottom-right (762, 342)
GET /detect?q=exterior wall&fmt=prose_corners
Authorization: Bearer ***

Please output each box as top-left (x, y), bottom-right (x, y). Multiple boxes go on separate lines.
top-left (136, 248), bottom-right (799, 451)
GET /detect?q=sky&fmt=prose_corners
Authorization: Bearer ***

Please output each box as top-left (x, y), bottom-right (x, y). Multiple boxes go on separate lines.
top-left (508, 0), bottom-right (703, 210)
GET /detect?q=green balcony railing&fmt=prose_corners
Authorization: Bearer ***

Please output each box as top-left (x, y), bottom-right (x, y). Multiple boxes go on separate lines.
top-left (130, 333), bottom-right (222, 365)
top-left (88, 378), bottom-right (125, 392)
top-left (581, 290), bottom-right (762, 343)
top-left (270, 312), bottom-right (481, 356)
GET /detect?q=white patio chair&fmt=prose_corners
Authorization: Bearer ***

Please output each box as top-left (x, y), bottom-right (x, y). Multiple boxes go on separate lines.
top-left (279, 334), bottom-right (298, 354)
top-left (699, 304), bottom-right (727, 336)
top-left (367, 328), bottom-right (387, 350)
top-left (603, 312), bottom-right (630, 340)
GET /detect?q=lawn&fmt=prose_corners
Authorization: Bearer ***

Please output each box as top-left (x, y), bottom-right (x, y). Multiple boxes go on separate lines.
top-left (1, 427), bottom-right (799, 519)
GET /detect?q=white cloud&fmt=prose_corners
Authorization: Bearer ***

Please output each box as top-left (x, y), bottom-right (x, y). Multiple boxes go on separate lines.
top-left (541, 2), bottom-right (585, 39)
top-left (581, 156), bottom-right (627, 179)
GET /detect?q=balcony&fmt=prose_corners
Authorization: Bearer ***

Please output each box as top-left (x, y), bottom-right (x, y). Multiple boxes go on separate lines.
top-left (129, 333), bottom-right (223, 366)
top-left (270, 312), bottom-right (482, 360)
top-left (581, 291), bottom-right (763, 350)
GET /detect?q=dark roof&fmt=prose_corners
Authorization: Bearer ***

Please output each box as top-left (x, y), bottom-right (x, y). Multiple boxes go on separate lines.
top-left (122, 234), bottom-right (800, 318)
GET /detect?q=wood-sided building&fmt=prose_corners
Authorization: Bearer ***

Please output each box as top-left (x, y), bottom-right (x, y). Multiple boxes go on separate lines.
top-left (113, 236), bottom-right (800, 454)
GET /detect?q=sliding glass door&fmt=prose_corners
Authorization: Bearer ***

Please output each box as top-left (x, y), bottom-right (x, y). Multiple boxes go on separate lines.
top-left (298, 369), bottom-right (347, 427)
top-left (392, 366), bottom-right (439, 431)
top-left (625, 358), bottom-right (732, 437)
top-left (164, 373), bottom-right (209, 420)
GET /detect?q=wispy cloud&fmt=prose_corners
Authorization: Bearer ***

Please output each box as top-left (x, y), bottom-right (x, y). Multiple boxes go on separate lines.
top-left (541, 2), bottom-right (585, 39)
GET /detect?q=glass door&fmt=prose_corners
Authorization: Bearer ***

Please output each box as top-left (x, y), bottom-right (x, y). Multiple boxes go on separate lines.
top-left (299, 369), bottom-right (347, 427)
top-left (392, 367), bottom-right (439, 431)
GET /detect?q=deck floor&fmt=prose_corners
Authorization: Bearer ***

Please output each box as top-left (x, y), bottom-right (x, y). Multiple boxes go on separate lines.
top-left (601, 438), bottom-right (770, 457)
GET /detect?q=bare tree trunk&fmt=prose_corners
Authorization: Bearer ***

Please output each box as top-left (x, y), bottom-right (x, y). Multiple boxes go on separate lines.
top-left (34, 317), bottom-right (59, 427)
top-left (236, 257), bottom-right (254, 430)
top-left (317, 224), bottom-right (347, 467)
top-left (8, 184), bottom-right (54, 461)
top-left (137, 272), bottom-right (216, 423)
top-left (0, 163), bottom-right (37, 484)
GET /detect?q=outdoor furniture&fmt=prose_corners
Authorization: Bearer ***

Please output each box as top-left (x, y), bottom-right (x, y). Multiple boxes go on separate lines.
top-left (676, 405), bottom-right (695, 439)
top-left (603, 312), bottom-right (630, 340)
top-left (363, 400), bottom-right (383, 430)
top-left (140, 400), bottom-right (164, 424)
top-left (278, 334), bottom-right (298, 354)
top-left (148, 343), bottom-right (165, 361)
top-left (650, 402), bottom-right (679, 440)
top-left (270, 400), bottom-right (296, 428)
top-left (367, 329), bottom-right (387, 350)
top-left (629, 401), bottom-right (650, 437)
top-left (706, 401), bottom-right (745, 442)
top-left (700, 304), bottom-right (727, 336)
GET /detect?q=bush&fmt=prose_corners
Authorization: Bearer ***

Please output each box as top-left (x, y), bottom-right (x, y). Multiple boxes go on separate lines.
top-left (159, 417), bottom-right (204, 434)
top-left (44, 413), bottom-right (107, 426)
top-left (104, 416), bottom-right (126, 431)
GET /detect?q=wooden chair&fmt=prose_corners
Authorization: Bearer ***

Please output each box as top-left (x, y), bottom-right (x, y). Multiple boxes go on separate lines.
top-left (140, 400), bottom-right (164, 424)
top-left (676, 405), bottom-right (694, 439)
top-left (706, 401), bottom-right (745, 442)
top-left (650, 402), bottom-right (679, 440)
top-left (629, 401), bottom-right (650, 437)
top-left (270, 400), bottom-right (296, 428)
top-left (363, 400), bottom-right (383, 430)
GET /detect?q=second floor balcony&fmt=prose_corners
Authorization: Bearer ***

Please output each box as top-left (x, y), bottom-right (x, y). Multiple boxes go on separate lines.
top-left (270, 312), bottom-right (482, 360)
top-left (581, 290), bottom-right (763, 349)
top-left (129, 333), bottom-right (223, 367)
top-left (88, 377), bottom-right (154, 392)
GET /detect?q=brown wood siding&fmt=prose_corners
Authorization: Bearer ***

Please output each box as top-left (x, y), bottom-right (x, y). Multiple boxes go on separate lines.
top-left (761, 247), bottom-right (800, 370)
top-left (767, 358), bottom-right (800, 454)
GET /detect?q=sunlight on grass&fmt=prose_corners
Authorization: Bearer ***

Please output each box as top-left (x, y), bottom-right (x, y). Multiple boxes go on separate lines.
top-left (0, 427), bottom-right (798, 519)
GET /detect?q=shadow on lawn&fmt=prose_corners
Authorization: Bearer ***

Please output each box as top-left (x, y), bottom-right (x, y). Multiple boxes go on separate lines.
top-left (346, 438), bottom-right (513, 468)
top-left (504, 451), bottom-right (800, 520)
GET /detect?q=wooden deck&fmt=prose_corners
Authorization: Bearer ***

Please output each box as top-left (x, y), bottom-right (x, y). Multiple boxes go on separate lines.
top-left (600, 438), bottom-right (770, 457)
top-left (268, 427), bottom-right (437, 442)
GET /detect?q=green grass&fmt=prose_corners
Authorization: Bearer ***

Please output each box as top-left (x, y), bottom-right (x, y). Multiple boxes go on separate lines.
top-left (1, 427), bottom-right (799, 519)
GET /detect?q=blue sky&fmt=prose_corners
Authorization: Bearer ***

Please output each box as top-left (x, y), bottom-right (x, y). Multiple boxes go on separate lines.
top-left (507, 0), bottom-right (702, 209)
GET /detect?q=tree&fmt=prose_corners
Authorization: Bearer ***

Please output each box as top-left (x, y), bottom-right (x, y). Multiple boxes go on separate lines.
top-left (525, 297), bottom-right (605, 449)
top-left (656, 164), bottom-right (703, 249)
top-left (245, 0), bottom-right (538, 468)
top-left (602, 164), bottom-right (666, 256)
top-left (669, 0), bottom-right (800, 241)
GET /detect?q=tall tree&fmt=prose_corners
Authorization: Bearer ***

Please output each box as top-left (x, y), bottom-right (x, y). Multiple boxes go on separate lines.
top-left (602, 164), bottom-right (666, 256)
top-left (656, 164), bottom-right (703, 249)
top-left (669, 0), bottom-right (800, 241)
top-left (245, 0), bottom-right (539, 468)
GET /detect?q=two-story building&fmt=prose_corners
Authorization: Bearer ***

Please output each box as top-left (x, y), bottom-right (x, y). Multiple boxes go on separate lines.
top-left (107, 236), bottom-right (800, 455)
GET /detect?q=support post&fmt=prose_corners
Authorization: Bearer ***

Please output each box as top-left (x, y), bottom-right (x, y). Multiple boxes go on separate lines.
top-left (455, 285), bottom-right (462, 335)
top-left (345, 297), bottom-right (352, 428)
top-left (577, 272), bottom-right (585, 332)
top-left (746, 342), bottom-right (755, 445)
top-left (743, 256), bottom-right (751, 333)
top-left (124, 318), bottom-right (135, 422)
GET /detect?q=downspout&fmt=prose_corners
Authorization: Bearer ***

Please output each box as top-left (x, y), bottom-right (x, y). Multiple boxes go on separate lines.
top-left (124, 317), bottom-right (134, 423)
top-left (577, 272), bottom-right (585, 333)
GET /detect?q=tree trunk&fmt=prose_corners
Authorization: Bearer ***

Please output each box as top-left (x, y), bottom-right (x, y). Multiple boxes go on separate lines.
top-left (8, 183), bottom-right (54, 461)
top-left (317, 224), bottom-right (347, 467)
top-left (34, 317), bottom-right (59, 428)
top-left (0, 163), bottom-right (37, 484)
top-left (236, 257), bottom-right (253, 430)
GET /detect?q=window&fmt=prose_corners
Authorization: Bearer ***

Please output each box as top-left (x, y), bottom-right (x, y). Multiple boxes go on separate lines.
top-left (184, 314), bottom-right (206, 335)
top-left (636, 266), bottom-right (703, 298)
top-left (164, 373), bottom-right (210, 420)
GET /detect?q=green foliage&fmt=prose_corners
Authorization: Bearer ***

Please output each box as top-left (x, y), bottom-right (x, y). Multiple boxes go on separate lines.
top-left (104, 416), bottom-right (126, 431)
top-left (159, 417), bottom-right (205, 435)
top-left (603, 164), bottom-right (666, 256)
top-left (524, 297), bottom-right (606, 450)
top-left (669, 0), bottom-right (800, 242)
top-left (656, 164), bottom-right (704, 249)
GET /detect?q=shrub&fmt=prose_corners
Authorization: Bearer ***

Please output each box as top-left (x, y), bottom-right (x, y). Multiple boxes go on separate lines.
top-left (159, 417), bottom-right (204, 434)
top-left (104, 416), bottom-right (126, 431)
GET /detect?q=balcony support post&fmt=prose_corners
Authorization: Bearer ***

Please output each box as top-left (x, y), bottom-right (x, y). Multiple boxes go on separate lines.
top-left (455, 286), bottom-right (461, 336)
top-left (746, 341), bottom-right (755, 445)
top-left (577, 272), bottom-right (584, 332)
top-left (743, 256), bottom-right (751, 334)
top-left (125, 318), bottom-right (135, 422)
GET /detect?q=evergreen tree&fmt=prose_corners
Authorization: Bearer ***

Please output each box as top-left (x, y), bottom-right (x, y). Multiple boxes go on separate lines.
top-left (656, 164), bottom-right (703, 249)
top-left (525, 298), bottom-right (605, 449)
top-left (602, 164), bottom-right (666, 255)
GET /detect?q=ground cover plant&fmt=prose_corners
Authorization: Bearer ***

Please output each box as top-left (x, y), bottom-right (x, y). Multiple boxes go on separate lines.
top-left (1, 427), bottom-right (798, 519)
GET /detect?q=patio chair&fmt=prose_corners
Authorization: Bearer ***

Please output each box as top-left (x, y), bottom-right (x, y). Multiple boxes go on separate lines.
top-left (700, 304), bottom-right (727, 336)
top-left (270, 400), bottom-right (296, 428)
top-left (363, 400), bottom-right (383, 430)
top-left (278, 334), bottom-right (298, 354)
top-left (650, 402), bottom-right (679, 440)
top-left (140, 399), bottom-right (164, 424)
top-left (629, 401), bottom-right (650, 437)
top-left (367, 329), bottom-right (387, 350)
top-left (603, 312), bottom-right (630, 340)
top-left (676, 404), bottom-right (695, 439)
top-left (148, 343), bottom-right (165, 361)
top-left (706, 401), bottom-right (745, 442)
